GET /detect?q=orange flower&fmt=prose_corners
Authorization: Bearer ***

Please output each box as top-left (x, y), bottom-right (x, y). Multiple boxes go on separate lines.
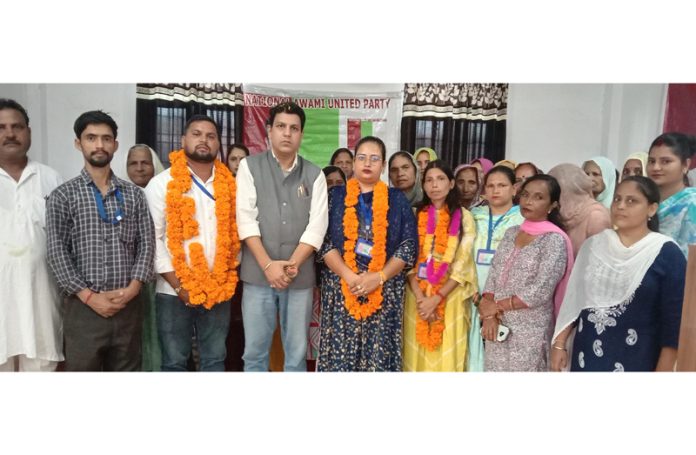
top-left (341, 178), bottom-right (389, 320)
top-left (165, 150), bottom-right (239, 309)
top-left (414, 206), bottom-right (459, 351)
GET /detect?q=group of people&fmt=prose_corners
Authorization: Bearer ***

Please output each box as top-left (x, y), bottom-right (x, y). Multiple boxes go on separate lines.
top-left (1, 97), bottom-right (693, 372)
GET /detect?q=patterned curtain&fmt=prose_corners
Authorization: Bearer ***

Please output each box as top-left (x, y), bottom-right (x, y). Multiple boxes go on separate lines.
top-left (136, 83), bottom-right (244, 167)
top-left (400, 83), bottom-right (508, 169)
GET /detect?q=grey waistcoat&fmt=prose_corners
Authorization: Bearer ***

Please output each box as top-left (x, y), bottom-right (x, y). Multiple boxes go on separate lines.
top-left (240, 151), bottom-right (321, 289)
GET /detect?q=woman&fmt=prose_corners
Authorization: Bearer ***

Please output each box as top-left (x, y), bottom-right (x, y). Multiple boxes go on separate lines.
top-left (495, 159), bottom-right (517, 171)
top-left (414, 147), bottom-right (437, 173)
top-left (454, 164), bottom-right (485, 209)
top-left (621, 152), bottom-right (648, 180)
top-left (403, 160), bottom-right (477, 371)
top-left (647, 132), bottom-right (696, 258)
top-left (548, 163), bottom-right (611, 257)
top-left (551, 177), bottom-right (685, 372)
top-left (388, 151), bottom-right (423, 207)
top-left (322, 165), bottom-right (346, 189)
top-left (330, 147), bottom-right (354, 180)
top-left (471, 157), bottom-right (494, 178)
top-left (514, 162), bottom-right (541, 191)
top-left (583, 156), bottom-right (617, 209)
top-left (467, 166), bottom-right (524, 371)
top-left (318, 136), bottom-right (417, 371)
top-left (478, 175), bottom-right (573, 372)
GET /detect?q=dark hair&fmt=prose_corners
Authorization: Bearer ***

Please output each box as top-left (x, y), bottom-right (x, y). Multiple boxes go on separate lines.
top-left (228, 143), bottom-right (249, 156)
top-left (418, 160), bottom-right (462, 215)
top-left (268, 101), bottom-right (306, 131)
top-left (519, 174), bottom-right (565, 231)
top-left (73, 110), bottom-right (118, 139)
top-left (484, 165), bottom-right (516, 186)
top-left (322, 165), bottom-right (346, 183)
top-left (0, 98), bottom-right (29, 126)
top-left (388, 151), bottom-right (417, 173)
top-left (649, 132), bottom-right (692, 164)
top-left (330, 147), bottom-right (353, 165)
top-left (618, 176), bottom-right (661, 232)
top-left (514, 161), bottom-right (541, 176)
top-left (355, 136), bottom-right (386, 161)
top-left (184, 114), bottom-right (220, 140)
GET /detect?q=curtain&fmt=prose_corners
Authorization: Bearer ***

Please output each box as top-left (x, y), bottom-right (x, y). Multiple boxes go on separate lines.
top-left (400, 83), bottom-right (508, 169)
top-left (136, 83), bottom-right (243, 167)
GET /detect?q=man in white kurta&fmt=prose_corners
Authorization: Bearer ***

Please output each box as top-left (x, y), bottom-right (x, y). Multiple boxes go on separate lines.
top-left (0, 99), bottom-right (63, 371)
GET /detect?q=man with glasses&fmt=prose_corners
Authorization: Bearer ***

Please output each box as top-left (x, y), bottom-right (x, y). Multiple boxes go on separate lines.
top-left (236, 101), bottom-right (328, 372)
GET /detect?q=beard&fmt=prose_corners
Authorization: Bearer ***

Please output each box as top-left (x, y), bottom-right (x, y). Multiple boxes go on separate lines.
top-left (184, 147), bottom-right (217, 163)
top-left (87, 151), bottom-right (113, 167)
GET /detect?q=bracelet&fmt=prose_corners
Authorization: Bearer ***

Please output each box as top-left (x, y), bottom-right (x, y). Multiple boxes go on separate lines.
top-left (84, 290), bottom-right (94, 305)
top-left (552, 345), bottom-right (567, 352)
top-left (379, 271), bottom-right (387, 285)
top-left (263, 260), bottom-right (273, 271)
top-left (482, 314), bottom-right (495, 321)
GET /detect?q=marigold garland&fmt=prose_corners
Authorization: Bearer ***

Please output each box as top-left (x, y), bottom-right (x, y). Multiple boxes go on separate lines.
top-left (165, 150), bottom-right (240, 309)
top-left (341, 178), bottom-right (389, 320)
top-left (415, 205), bottom-right (461, 351)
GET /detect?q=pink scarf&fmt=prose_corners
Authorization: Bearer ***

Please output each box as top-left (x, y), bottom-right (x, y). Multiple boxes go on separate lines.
top-left (519, 219), bottom-right (575, 320)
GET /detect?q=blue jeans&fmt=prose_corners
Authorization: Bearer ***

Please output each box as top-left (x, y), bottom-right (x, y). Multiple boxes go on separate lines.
top-left (156, 293), bottom-right (231, 372)
top-left (241, 282), bottom-right (313, 372)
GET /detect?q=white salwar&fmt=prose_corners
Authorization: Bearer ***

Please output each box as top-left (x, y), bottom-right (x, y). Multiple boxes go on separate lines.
top-left (0, 159), bottom-right (64, 369)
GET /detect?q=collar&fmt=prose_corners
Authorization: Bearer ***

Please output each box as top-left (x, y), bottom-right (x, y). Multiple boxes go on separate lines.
top-left (271, 148), bottom-right (298, 172)
top-left (80, 167), bottom-right (121, 195)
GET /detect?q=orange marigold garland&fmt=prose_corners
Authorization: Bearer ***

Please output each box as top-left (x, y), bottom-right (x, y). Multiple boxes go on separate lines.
top-left (341, 178), bottom-right (389, 320)
top-left (415, 205), bottom-right (461, 351)
top-left (165, 150), bottom-right (240, 309)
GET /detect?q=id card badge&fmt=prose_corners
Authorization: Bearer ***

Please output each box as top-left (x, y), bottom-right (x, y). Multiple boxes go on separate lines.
top-left (476, 248), bottom-right (496, 266)
top-left (417, 262), bottom-right (428, 279)
top-left (355, 238), bottom-right (374, 258)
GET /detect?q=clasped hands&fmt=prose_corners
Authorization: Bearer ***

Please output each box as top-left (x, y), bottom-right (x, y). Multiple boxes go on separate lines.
top-left (345, 271), bottom-right (382, 298)
top-left (83, 281), bottom-right (141, 319)
top-left (264, 259), bottom-right (299, 290)
top-left (478, 293), bottom-right (501, 342)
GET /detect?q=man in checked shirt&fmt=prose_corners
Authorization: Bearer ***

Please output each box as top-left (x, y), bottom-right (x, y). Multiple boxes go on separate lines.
top-left (46, 110), bottom-right (155, 371)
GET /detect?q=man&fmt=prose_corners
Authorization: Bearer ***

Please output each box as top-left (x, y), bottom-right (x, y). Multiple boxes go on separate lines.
top-left (236, 101), bottom-right (328, 372)
top-left (0, 98), bottom-right (63, 372)
top-left (46, 110), bottom-right (155, 371)
top-left (144, 114), bottom-right (240, 372)
top-left (226, 143), bottom-right (249, 176)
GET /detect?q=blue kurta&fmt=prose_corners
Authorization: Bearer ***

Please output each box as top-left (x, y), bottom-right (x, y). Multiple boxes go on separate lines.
top-left (571, 242), bottom-right (685, 372)
top-left (317, 186), bottom-right (417, 372)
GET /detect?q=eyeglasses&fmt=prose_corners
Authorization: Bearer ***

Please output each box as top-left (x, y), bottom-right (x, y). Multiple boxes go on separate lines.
top-left (355, 154), bottom-right (382, 163)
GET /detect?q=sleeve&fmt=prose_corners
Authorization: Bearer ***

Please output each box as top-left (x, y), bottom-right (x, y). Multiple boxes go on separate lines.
top-left (586, 206), bottom-right (611, 238)
top-left (317, 186), bottom-right (341, 261)
top-left (391, 191), bottom-right (418, 268)
top-left (144, 175), bottom-right (174, 274)
top-left (130, 188), bottom-right (155, 282)
top-left (45, 188), bottom-right (88, 295)
top-left (513, 233), bottom-right (568, 308)
top-left (678, 200), bottom-right (696, 260)
top-left (482, 227), bottom-right (517, 296)
top-left (657, 242), bottom-right (687, 348)
top-left (448, 209), bottom-right (478, 297)
top-left (299, 170), bottom-right (329, 250)
top-left (235, 158), bottom-right (261, 240)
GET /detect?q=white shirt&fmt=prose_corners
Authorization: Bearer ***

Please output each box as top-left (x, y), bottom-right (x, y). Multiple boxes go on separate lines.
top-left (0, 159), bottom-right (63, 363)
top-left (144, 166), bottom-right (220, 296)
top-left (236, 151), bottom-right (328, 251)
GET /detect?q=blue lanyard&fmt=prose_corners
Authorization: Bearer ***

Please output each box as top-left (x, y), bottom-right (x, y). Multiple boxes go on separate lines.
top-left (191, 175), bottom-right (216, 201)
top-left (486, 206), bottom-right (512, 250)
top-left (91, 184), bottom-right (125, 224)
top-left (357, 194), bottom-right (372, 229)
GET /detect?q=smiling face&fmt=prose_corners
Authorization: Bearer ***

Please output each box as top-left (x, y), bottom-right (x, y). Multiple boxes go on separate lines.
top-left (583, 160), bottom-right (606, 197)
top-left (611, 180), bottom-right (657, 232)
top-left (647, 144), bottom-right (689, 189)
top-left (181, 120), bottom-right (219, 163)
top-left (518, 179), bottom-right (555, 222)
top-left (389, 155), bottom-right (416, 191)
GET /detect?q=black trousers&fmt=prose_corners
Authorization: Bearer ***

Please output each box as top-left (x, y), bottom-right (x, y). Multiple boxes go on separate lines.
top-left (63, 293), bottom-right (143, 371)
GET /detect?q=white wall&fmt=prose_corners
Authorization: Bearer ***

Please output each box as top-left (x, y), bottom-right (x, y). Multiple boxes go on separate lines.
top-left (0, 83), bottom-right (136, 181)
top-left (506, 83), bottom-right (666, 172)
